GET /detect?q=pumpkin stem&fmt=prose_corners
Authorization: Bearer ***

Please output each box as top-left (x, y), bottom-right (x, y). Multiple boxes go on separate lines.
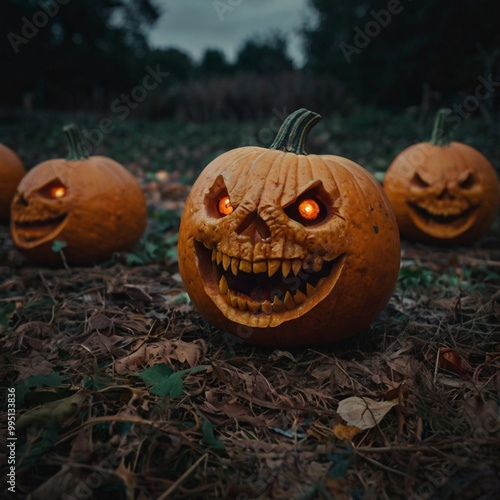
top-left (430, 108), bottom-right (453, 146)
top-left (269, 108), bottom-right (321, 155)
top-left (63, 124), bottom-right (89, 160)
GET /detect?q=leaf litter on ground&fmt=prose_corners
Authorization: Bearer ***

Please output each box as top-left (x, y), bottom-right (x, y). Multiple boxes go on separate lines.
top-left (1, 110), bottom-right (500, 499)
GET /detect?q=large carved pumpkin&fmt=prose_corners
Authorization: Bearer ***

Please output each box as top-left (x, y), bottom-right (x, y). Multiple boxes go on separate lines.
top-left (11, 125), bottom-right (147, 265)
top-left (384, 109), bottom-right (499, 244)
top-left (0, 143), bottom-right (26, 222)
top-left (178, 109), bottom-right (401, 347)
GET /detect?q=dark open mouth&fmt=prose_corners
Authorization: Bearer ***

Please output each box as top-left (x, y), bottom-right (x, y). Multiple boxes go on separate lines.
top-left (408, 202), bottom-right (477, 225)
top-left (195, 240), bottom-right (345, 318)
top-left (14, 214), bottom-right (68, 242)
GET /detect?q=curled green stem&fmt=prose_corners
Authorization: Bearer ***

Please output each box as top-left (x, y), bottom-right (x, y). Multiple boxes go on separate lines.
top-left (63, 124), bottom-right (88, 160)
top-left (270, 108), bottom-right (321, 155)
top-left (430, 108), bottom-right (453, 146)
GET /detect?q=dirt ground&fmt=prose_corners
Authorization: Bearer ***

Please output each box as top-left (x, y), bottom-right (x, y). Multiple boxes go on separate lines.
top-left (1, 111), bottom-right (500, 499)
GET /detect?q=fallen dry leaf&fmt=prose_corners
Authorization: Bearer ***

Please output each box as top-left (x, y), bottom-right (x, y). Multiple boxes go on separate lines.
top-left (386, 355), bottom-right (421, 378)
top-left (114, 339), bottom-right (206, 373)
top-left (17, 391), bottom-right (87, 432)
top-left (463, 394), bottom-right (500, 432)
top-left (439, 347), bottom-right (473, 376)
top-left (337, 396), bottom-right (399, 430)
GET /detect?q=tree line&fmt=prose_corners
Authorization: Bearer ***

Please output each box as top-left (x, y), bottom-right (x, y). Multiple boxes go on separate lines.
top-left (1, 0), bottom-right (499, 116)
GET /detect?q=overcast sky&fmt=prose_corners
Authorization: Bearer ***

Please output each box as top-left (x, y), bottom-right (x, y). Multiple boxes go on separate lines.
top-left (147, 0), bottom-right (313, 67)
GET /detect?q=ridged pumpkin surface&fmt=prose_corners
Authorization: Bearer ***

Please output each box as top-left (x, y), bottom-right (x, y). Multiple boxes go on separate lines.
top-left (384, 109), bottom-right (499, 244)
top-left (178, 109), bottom-right (400, 347)
top-left (0, 143), bottom-right (25, 222)
top-left (10, 127), bottom-right (147, 265)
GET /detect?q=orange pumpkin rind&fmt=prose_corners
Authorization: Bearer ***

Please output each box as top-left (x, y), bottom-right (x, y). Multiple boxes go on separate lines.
top-left (0, 143), bottom-right (26, 222)
top-left (10, 125), bottom-right (147, 265)
top-left (384, 108), bottom-right (500, 244)
top-left (178, 108), bottom-right (401, 346)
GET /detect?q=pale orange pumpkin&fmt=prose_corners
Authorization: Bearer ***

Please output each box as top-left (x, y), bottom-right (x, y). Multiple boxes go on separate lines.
top-left (384, 108), bottom-right (500, 244)
top-left (10, 125), bottom-right (147, 265)
top-left (178, 108), bottom-right (401, 347)
top-left (0, 143), bottom-right (26, 222)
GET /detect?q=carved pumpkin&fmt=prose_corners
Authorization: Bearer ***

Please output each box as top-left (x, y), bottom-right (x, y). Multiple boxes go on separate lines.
top-left (384, 108), bottom-right (500, 244)
top-left (178, 108), bottom-right (401, 347)
top-left (0, 143), bottom-right (25, 222)
top-left (10, 125), bottom-right (147, 265)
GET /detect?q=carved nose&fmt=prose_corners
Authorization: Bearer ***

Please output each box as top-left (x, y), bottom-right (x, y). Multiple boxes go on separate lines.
top-left (16, 193), bottom-right (29, 206)
top-left (235, 211), bottom-right (271, 242)
top-left (437, 187), bottom-right (454, 201)
top-left (254, 216), bottom-right (271, 241)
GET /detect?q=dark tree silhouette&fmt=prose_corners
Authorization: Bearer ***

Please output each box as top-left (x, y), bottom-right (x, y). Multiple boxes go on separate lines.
top-left (303, 0), bottom-right (500, 107)
top-left (235, 33), bottom-right (294, 75)
top-left (199, 48), bottom-right (232, 77)
top-left (1, 0), bottom-right (161, 108)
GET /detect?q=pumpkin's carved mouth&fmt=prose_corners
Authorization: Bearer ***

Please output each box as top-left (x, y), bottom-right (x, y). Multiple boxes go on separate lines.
top-left (195, 240), bottom-right (345, 328)
top-left (13, 213), bottom-right (68, 244)
top-left (408, 201), bottom-right (477, 224)
top-left (407, 201), bottom-right (478, 237)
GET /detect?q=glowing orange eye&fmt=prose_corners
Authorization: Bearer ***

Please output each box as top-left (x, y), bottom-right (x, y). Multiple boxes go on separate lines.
top-left (218, 195), bottom-right (233, 216)
top-left (298, 199), bottom-right (320, 220)
top-left (50, 185), bottom-right (66, 199)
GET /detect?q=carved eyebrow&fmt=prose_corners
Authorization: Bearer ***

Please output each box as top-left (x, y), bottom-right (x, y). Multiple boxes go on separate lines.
top-left (295, 179), bottom-right (323, 198)
top-left (34, 178), bottom-right (67, 196)
top-left (457, 170), bottom-right (474, 183)
top-left (205, 175), bottom-right (228, 198)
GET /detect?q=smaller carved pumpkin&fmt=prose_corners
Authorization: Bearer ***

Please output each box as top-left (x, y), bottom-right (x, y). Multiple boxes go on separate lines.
top-left (384, 108), bottom-right (499, 244)
top-left (10, 125), bottom-right (147, 265)
top-left (0, 143), bottom-right (26, 222)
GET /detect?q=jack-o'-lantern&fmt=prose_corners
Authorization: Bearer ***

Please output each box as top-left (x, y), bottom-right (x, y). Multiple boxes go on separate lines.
top-left (10, 125), bottom-right (147, 265)
top-left (384, 108), bottom-right (499, 244)
top-left (178, 108), bottom-right (401, 347)
top-left (0, 143), bottom-right (25, 222)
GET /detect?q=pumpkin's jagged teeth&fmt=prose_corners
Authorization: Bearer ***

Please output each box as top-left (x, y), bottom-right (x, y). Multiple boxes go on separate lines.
top-left (237, 296), bottom-right (247, 311)
top-left (317, 278), bottom-right (326, 288)
top-left (203, 241), bottom-right (211, 250)
top-left (302, 258), bottom-right (314, 270)
top-left (272, 295), bottom-right (284, 312)
top-left (216, 250), bottom-right (223, 265)
top-left (228, 290), bottom-right (238, 307)
top-left (261, 300), bottom-right (272, 315)
top-left (292, 259), bottom-right (302, 276)
top-left (222, 253), bottom-right (231, 271)
top-left (212, 248), bottom-right (217, 262)
top-left (268, 259), bottom-right (281, 277)
top-left (219, 275), bottom-right (228, 295)
top-left (253, 261), bottom-right (267, 274)
top-left (248, 301), bottom-right (260, 313)
top-left (231, 257), bottom-right (239, 276)
top-left (306, 283), bottom-right (316, 298)
top-left (284, 291), bottom-right (295, 310)
top-left (239, 260), bottom-right (252, 273)
top-left (294, 289), bottom-right (307, 305)
top-left (282, 260), bottom-right (291, 278)
top-left (312, 259), bottom-right (323, 272)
